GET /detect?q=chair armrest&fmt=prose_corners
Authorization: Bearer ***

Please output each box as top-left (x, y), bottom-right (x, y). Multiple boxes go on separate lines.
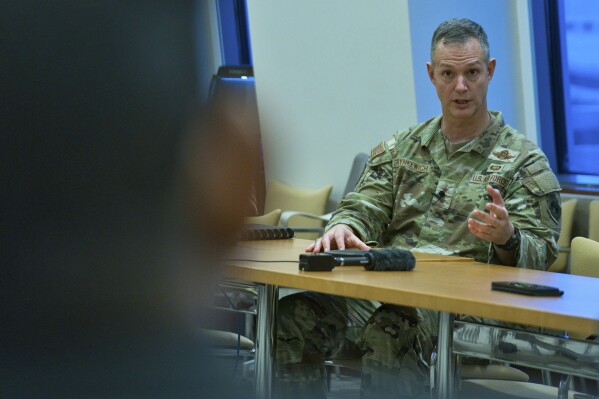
top-left (279, 211), bottom-right (333, 233)
top-left (199, 328), bottom-right (254, 350)
top-left (557, 245), bottom-right (571, 254)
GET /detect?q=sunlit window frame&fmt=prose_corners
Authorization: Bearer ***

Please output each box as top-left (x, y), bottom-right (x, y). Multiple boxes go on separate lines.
top-left (531, 0), bottom-right (599, 194)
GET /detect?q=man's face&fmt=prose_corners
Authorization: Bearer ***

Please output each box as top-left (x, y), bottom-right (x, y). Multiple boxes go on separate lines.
top-left (426, 37), bottom-right (496, 124)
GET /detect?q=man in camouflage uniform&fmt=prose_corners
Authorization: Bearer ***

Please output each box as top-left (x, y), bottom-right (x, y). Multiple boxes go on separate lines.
top-left (277, 18), bottom-right (561, 399)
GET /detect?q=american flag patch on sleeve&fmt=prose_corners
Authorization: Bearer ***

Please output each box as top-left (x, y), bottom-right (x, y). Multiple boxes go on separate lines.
top-left (370, 141), bottom-right (385, 158)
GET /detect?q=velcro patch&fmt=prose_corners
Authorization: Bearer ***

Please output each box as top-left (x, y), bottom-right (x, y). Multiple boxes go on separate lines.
top-left (386, 138), bottom-right (396, 151)
top-left (524, 162), bottom-right (546, 176)
top-left (532, 170), bottom-right (561, 194)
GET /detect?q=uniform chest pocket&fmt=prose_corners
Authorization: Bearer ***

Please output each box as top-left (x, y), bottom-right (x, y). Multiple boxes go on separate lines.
top-left (437, 181), bottom-right (491, 222)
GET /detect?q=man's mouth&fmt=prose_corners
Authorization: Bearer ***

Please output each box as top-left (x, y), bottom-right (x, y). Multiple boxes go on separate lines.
top-left (454, 99), bottom-right (469, 104)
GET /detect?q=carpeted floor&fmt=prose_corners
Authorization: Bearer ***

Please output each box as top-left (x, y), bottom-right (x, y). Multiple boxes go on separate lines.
top-left (325, 366), bottom-right (361, 399)
top-left (219, 356), bottom-right (598, 399)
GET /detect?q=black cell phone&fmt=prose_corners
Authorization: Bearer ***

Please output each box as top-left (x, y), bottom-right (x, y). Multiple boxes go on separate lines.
top-left (491, 281), bottom-right (564, 297)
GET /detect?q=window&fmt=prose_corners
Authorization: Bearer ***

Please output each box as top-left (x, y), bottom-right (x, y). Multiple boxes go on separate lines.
top-left (533, 0), bottom-right (599, 190)
top-left (216, 0), bottom-right (252, 65)
top-left (561, 1), bottom-right (599, 175)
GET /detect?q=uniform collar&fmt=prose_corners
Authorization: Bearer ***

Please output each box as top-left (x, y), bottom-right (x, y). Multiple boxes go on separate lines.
top-left (420, 115), bottom-right (443, 148)
top-left (469, 110), bottom-right (505, 155)
top-left (420, 111), bottom-right (505, 155)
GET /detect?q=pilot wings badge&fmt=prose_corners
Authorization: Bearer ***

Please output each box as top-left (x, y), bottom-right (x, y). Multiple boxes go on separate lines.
top-left (489, 148), bottom-right (519, 162)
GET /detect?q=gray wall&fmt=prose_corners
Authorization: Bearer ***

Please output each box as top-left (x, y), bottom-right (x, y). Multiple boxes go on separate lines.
top-left (248, 0), bottom-right (539, 208)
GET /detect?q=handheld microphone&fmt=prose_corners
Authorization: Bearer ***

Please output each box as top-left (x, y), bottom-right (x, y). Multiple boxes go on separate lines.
top-left (299, 249), bottom-right (415, 272)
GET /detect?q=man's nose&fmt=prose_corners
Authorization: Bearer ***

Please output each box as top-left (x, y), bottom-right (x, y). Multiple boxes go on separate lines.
top-left (455, 75), bottom-right (468, 92)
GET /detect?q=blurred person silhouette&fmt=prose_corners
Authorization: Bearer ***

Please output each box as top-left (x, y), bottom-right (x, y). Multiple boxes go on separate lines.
top-left (1, 1), bottom-right (257, 397)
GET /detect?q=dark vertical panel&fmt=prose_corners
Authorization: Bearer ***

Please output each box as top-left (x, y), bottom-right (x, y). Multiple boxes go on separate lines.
top-left (217, 0), bottom-right (252, 65)
top-left (530, 0), bottom-right (559, 172)
top-left (546, 0), bottom-right (571, 173)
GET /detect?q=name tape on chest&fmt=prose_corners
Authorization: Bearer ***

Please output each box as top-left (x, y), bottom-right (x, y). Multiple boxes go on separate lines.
top-left (471, 173), bottom-right (509, 188)
top-left (393, 158), bottom-right (431, 174)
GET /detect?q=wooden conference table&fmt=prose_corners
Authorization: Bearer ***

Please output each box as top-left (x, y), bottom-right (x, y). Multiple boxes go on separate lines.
top-left (223, 238), bottom-right (599, 399)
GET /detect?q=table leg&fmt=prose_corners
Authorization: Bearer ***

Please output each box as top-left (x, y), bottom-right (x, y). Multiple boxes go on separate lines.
top-left (436, 311), bottom-right (456, 399)
top-left (254, 284), bottom-right (278, 399)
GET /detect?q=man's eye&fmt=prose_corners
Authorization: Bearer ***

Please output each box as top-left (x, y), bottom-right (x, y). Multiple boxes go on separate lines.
top-left (442, 71), bottom-right (453, 78)
top-left (468, 69), bottom-right (479, 77)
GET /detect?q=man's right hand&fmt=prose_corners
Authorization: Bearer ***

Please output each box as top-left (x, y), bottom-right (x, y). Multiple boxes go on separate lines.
top-left (305, 224), bottom-right (370, 252)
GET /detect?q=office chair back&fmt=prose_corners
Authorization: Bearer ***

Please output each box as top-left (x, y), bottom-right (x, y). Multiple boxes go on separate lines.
top-left (265, 180), bottom-right (332, 239)
top-left (343, 152), bottom-right (369, 196)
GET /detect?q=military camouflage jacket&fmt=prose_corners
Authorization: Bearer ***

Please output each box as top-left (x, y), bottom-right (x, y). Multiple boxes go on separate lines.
top-left (327, 111), bottom-right (561, 270)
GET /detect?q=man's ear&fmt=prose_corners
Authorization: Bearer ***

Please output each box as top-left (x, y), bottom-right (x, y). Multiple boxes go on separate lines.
top-left (426, 62), bottom-right (435, 83)
top-left (487, 58), bottom-right (496, 80)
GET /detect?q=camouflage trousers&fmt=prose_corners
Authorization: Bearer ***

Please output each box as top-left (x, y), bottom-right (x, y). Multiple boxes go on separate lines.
top-left (275, 292), bottom-right (438, 399)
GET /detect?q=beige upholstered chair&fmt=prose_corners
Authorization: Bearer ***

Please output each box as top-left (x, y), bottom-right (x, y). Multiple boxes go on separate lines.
top-left (461, 379), bottom-right (582, 399)
top-left (327, 360), bottom-right (529, 382)
top-left (246, 208), bottom-right (282, 226)
top-left (200, 328), bottom-right (254, 351)
top-left (589, 200), bottom-right (599, 242)
top-left (271, 152), bottom-right (369, 240)
top-left (566, 236), bottom-right (599, 385)
top-left (570, 236), bottom-right (599, 278)
top-left (459, 363), bottom-right (529, 381)
top-left (461, 363), bottom-right (586, 398)
top-left (549, 198), bottom-right (578, 273)
top-left (566, 236), bottom-right (599, 342)
top-left (204, 281), bottom-right (259, 376)
top-left (264, 179), bottom-right (332, 240)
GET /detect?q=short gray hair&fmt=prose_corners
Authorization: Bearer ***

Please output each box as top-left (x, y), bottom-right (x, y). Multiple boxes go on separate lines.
top-left (430, 18), bottom-right (490, 64)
